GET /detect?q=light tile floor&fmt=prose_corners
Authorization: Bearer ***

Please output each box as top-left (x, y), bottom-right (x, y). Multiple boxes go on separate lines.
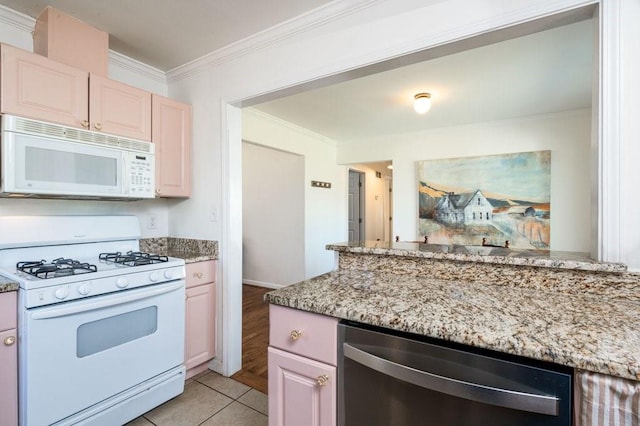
top-left (127, 371), bottom-right (268, 426)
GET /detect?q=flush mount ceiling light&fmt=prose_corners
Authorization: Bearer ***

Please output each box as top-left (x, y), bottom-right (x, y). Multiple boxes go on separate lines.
top-left (413, 93), bottom-right (432, 114)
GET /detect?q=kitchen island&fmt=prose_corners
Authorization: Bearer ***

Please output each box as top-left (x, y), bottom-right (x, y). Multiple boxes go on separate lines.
top-left (266, 241), bottom-right (640, 425)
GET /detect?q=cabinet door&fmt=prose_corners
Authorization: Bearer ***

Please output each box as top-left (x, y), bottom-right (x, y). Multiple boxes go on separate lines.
top-left (1, 44), bottom-right (89, 128)
top-left (0, 328), bottom-right (18, 426)
top-left (152, 94), bottom-right (192, 198)
top-left (185, 283), bottom-right (216, 370)
top-left (89, 73), bottom-right (151, 140)
top-left (268, 347), bottom-right (336, 426)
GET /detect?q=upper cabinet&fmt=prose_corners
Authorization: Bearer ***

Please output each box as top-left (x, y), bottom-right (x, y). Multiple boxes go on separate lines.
top-left (1, 42), bottom-right (192, 198)
top-left (90, 73), bottom-right (151, 140)
top-left (153, 94), bottom-right (192, 198)
top-left (0, 44), bottom-right (88, 128)
top-left (0, 44), bottom-right (152, 141)
top-left (33, 6), bottom-right (109, 77)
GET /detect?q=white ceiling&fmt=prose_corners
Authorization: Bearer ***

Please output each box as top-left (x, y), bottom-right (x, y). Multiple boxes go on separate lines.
top-left (252, 19), bottom-right (593, 141)
top-left (0, 0), bottom-right (336, 70)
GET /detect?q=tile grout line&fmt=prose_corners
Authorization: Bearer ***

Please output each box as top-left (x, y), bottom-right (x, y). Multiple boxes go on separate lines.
top-left (235, 398), bottom-right (269, 417)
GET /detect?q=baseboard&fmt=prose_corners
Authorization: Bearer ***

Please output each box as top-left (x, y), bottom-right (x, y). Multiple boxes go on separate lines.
top-left (207, 358), bottom-right (225, 376)
top-left (242, 279), bottom-right (286, 289)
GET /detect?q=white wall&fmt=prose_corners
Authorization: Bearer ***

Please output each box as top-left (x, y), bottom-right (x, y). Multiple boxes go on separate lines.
top-left (242, 142), bottom-right (305, 288)
top-left (0, 6), bottom-right (170, 238)
top-left (619, 0), bottom-right (640, 270)
top-left (339, 110), bottom-right (592, 252)
top-left (242, 109), bottom-right (347, 279)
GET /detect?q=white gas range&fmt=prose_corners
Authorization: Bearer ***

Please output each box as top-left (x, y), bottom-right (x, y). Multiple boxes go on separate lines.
top-left (0, 216), bottom-right (186, 426)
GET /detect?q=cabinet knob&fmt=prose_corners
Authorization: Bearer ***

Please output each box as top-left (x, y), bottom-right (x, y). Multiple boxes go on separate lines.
top-left (290, 330), bottom-right (303, 341)
top-left (4, 336), bottom-right (16, 346)
top-left (81, 120), bottom-right (90, 128)
top-left (94, 122), bottom-right (103, 130)
top-left (316, 374), bottom-right (329, 387)
top-left (194, 272), bottom-right (203, 279)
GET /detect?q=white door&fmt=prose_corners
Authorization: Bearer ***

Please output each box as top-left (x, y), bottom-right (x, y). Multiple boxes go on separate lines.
top-left (348, 170), bottom-right (364, 241)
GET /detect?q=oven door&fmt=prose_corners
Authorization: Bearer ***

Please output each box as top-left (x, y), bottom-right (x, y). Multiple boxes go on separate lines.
top-left (20, 280), bottom-right (185, 426)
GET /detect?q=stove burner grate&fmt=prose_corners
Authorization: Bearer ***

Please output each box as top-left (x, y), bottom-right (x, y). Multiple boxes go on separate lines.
top-left (99, 251), bottom-right (169, 267)
top-left (17, 258), bottom-right (98, 279)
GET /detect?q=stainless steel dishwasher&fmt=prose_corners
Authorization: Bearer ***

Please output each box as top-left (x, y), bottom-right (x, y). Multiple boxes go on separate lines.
top-left (338, 321), bottom-right (572, 426)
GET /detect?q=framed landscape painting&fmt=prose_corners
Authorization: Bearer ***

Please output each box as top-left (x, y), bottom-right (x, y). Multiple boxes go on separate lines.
top-left (417, 150), bottom-right (551, 250)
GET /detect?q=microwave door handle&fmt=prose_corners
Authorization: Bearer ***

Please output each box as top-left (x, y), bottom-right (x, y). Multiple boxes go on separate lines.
top-left (342, 343), bottom-right (559, 416)
top-left (31, 281), bottom-right (184, 320)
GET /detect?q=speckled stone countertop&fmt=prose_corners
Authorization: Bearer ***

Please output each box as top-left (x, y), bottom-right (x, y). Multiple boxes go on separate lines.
top-left (327, 241), bottom-right (627, 273)
top-left (267, 243), bottom-right (640, 381)
top-left (0, 275), bottom-right (18, 293)
top-left (140, 237), bottom-right (218, 264)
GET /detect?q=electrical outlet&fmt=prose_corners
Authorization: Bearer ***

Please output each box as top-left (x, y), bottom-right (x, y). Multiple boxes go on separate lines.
top-left (209, 206), bottom-right (218, 222)
top-left (147, 214), bottom-right (157, 229)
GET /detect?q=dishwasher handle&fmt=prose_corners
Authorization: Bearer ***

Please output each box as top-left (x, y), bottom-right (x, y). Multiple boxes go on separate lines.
top-left (343, 343), bottom-right (559, 416)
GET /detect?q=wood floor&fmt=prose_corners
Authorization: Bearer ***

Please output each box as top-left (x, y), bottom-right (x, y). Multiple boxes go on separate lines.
top-left (231, 284), bottom-right (271, 394)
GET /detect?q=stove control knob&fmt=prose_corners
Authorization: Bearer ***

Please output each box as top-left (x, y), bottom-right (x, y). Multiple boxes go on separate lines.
top-left (54, 287), bottom-right (69, 300)
top-left (116, 277), bottom-right (129, 288)
top-left (78, 284), bottom-right (91, 295)
top-left (164, 270), bottom-right (174, 280)
top-left (149, 272), bottom-right (159, 282)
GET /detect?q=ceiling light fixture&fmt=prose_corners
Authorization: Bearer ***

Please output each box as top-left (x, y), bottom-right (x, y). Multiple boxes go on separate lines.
top-left (413, 93), bottom-right (432, 114)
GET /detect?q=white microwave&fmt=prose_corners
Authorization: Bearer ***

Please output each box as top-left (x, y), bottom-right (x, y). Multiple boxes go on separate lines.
top-left (0, 115), bottom-right (155, 199)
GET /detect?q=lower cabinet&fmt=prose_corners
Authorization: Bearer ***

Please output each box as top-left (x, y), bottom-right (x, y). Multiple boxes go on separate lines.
top-left (185, 261), bottom-right (216, 378)
top-left (268, 304), bottom-right (338, 426)
top-left (268, 347), bottom-right (336, 426)
top-left (0, 292), bottom-right (17, 426)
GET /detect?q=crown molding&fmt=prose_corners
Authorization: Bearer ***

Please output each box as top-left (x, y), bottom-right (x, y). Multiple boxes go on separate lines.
top-left (0, 4), bottom-right (35, 34)
top-left (166, 0), bottom-right (384, 83)
top-left (108, 50), bottom-right (167, 85)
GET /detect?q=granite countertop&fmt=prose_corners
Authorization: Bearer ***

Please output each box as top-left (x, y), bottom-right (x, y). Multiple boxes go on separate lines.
top-left (0, 275), bottom-right (19, 293)
top-left (327, 241), bottom-right (627, 273)
top-left (140, 237), bottom-right (218, 264)
top-left (266, 267), bottom-right (640, 381)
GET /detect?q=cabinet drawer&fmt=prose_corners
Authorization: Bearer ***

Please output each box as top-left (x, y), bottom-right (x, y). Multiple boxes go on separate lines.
top-left (270, 304), bottom-right (338, 366)
top-left (0, 292), bottom-right (16, 331)
top-left (185, 261), bottom-right (216, 288)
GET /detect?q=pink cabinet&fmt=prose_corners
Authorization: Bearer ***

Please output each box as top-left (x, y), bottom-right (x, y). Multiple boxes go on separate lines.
top-left (0, 43), bottom-right (152, 141)
top-left (268, 305), bottom-right (338, 426)
top-left (268, 347), bottom-right (336, 426)
top-left (185, 261), bottom-right (216, 378)
top-left (0, 292), bottom-right (17, 426)
top-left (33, 6), bottom-right (109, 77)
top-left (90, 73), bottom-right (152, 141)
top-left (152, 94), bottom-right (192, 198)
top-left (0, 43), bottom-right (89, 128)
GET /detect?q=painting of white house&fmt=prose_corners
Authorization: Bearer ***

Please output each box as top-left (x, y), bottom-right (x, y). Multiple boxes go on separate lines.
top-left (417, 151), bottom-right (551, 249)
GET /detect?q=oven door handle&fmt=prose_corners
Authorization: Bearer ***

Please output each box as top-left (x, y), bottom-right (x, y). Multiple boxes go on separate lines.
top-left (343, 343), bottom-right (559, 416)
top-left (31, 281), bottom-right (184, 319)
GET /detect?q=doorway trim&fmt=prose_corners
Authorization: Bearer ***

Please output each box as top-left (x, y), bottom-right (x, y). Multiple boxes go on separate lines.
top-left (348, 169), bottom-right (365, 241)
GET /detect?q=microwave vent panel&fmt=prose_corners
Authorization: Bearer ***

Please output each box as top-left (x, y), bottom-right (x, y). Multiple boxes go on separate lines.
top-left (7, 115), bottom-right (153, 154)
